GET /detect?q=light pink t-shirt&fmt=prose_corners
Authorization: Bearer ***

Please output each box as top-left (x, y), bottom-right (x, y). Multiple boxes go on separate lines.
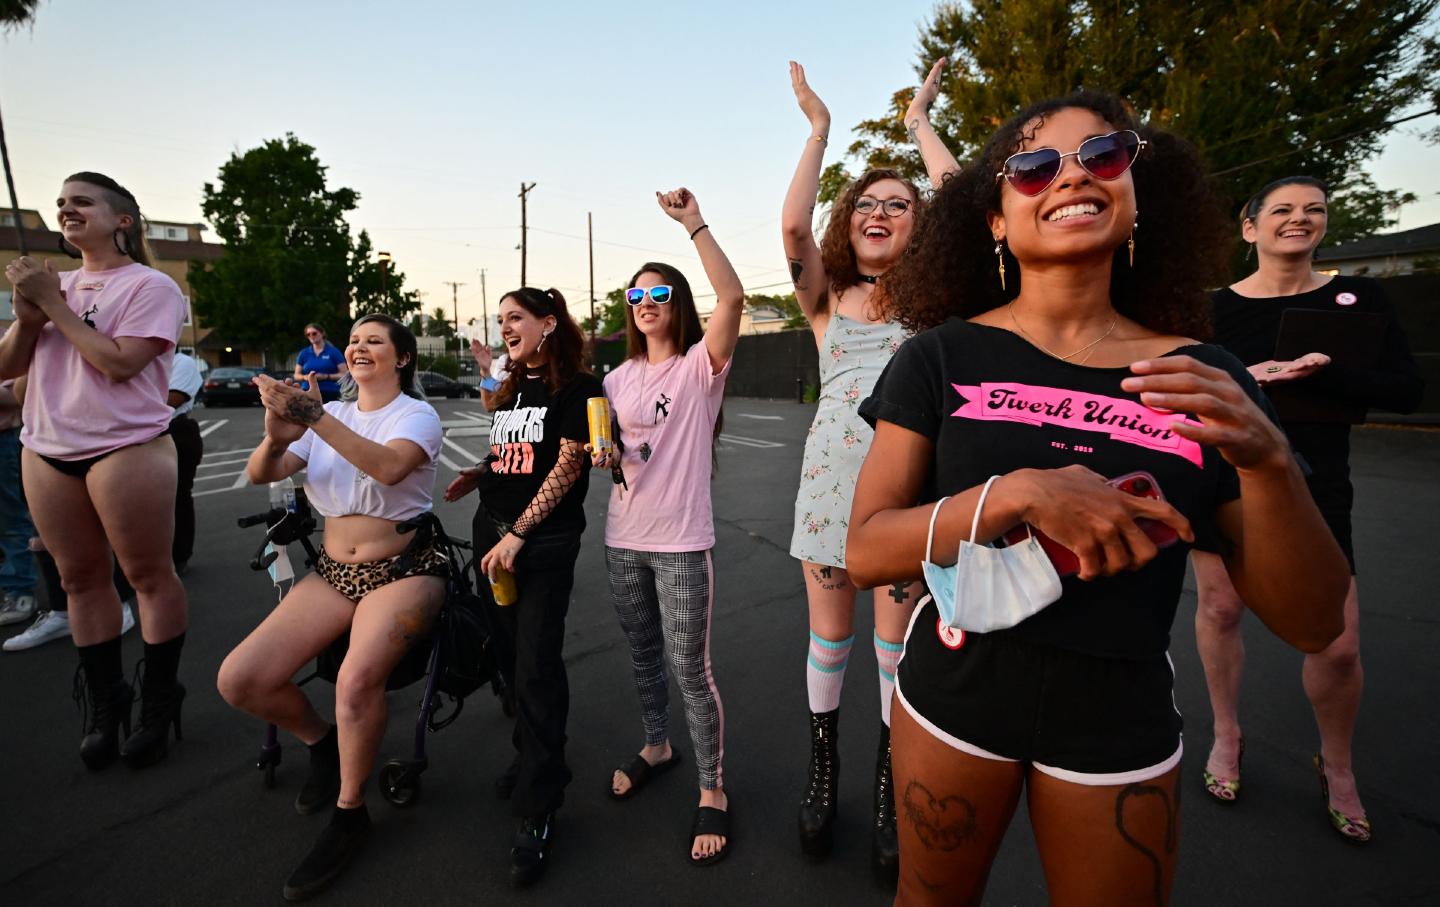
top-left (603, 340), bottom-right (731, 552)
top-left (18, 263), bottom-right (183, 459)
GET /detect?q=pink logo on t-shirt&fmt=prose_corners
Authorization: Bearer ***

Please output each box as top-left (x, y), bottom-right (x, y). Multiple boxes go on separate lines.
top-left (950, 382), bottom-right (1205, 467)
top-left (1335, 292), bottom-right (1357, 307)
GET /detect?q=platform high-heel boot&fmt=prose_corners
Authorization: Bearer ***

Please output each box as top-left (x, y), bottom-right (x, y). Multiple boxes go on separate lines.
top-left (122, 658), bottom-right (186, 769)
top-left (798, 709), bottom-right (840, 858)
top-left (73, 662), bottom-right (134, 771)
top-left (872, 724), bottom-right (900, 885)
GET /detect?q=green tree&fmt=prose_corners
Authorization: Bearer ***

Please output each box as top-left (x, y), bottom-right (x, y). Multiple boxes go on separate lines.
top-left (747, 291), bottom-right (808, 329)
top-left (581, 287), bottom-right (630, 338)
top-left (833, 0), bottom-right (1438, 245)
top-left (351, 230), bottom-right (421, 321)
top-left (424, 306), bottom-right (456, 339)
top-left (189, 133), bottom-right (417, 360)
top-left (0, 0), bottom-right (40, 30)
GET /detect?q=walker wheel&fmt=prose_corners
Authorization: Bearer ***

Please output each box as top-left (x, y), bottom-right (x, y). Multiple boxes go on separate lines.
top-left (263, 762), bottom-right (277, 789)
top-left (379, 759), bottom-right (422, 808)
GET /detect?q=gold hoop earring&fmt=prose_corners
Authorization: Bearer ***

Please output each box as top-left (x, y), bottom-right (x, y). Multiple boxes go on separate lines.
top-left (994, 241), bottom-right (1006, 292)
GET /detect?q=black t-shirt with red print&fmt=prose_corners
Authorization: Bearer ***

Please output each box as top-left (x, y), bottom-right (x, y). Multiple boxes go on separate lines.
top-left (860, 317), bottom-right (1266, 660)
top-left (478, 370), bottom-right (603, 533)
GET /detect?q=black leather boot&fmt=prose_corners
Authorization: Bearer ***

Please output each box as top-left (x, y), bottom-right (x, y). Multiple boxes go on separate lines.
top-left (73, 665), bottom-right (134, 771)
top-left (872, 724), bottom-right (900, 885)
top-left (121, 660), bottom-right (185, 769)
top-left (798, 709), bottom-right (840, 858)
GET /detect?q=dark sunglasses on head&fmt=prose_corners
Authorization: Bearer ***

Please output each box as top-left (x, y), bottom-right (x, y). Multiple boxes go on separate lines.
top-left (996, 130), bottom-right (1146, 197)
top-left (626, 285), bottom-right (673, 306)
top-left (853, 196), bottom-right (912, 217)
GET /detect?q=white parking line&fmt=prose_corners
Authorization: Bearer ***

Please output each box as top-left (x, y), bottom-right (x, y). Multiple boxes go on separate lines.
top-left (443, 437), bottom-right (482, 462)
top-left (198, 419), bottom-right (229, 438)
top-left (737, 413), bottom-right (784, 421)
top-left (719, 433), bottom-right (786, 449)
top-left (198, 456), bottom-right (251, 470)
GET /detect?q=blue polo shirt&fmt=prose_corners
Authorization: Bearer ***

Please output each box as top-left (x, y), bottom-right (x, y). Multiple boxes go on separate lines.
top-left (296, 343), bottom-right (347, 394)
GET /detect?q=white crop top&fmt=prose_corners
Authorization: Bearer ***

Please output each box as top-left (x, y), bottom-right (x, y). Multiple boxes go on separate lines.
top-left (287, 394), bottom-right (443, 520)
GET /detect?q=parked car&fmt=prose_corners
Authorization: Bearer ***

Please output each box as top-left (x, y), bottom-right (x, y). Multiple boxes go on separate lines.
top-left (418, 370), bottom-right (480, 399)
top-left (199, 366), bottom-right (268, 406)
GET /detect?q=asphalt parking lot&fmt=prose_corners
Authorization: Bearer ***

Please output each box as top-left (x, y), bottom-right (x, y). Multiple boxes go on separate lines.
top-left (2, 397), bottom-right (1437, 905)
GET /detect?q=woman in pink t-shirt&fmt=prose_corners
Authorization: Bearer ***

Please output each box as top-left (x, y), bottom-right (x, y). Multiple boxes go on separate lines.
top-left (0, 173), bottom-right (188, 772)
top-left (592, 188), bottom-right (744, 865)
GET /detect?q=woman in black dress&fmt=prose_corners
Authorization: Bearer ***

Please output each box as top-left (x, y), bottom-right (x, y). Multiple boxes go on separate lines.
top-left (1194, 176), bottom-right (1424, 844)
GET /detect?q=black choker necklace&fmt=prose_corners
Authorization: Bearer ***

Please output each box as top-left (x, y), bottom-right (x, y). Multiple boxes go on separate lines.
top-left (856, 273), bottom-right (879, 284)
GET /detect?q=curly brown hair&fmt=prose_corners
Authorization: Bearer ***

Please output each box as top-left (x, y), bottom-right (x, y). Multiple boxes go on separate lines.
top-left (876, 92), bottom-right (1229, 339)
top-left (819, 168), bottom-right (924, 299)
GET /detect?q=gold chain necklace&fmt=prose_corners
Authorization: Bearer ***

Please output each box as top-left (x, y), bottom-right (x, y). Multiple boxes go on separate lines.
top-left (1008, 302), bottom-right (1119, 362)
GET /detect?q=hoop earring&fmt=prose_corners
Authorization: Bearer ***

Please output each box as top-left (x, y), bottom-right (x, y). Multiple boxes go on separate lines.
top-left (113, 228), bottom-right (132, 258)
top-left (994, 241), bottom-right (1007, 292)
top-left (57, 235), bottom-right (82, 259)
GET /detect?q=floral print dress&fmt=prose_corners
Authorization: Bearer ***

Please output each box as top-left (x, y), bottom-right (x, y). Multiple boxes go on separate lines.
top-left (789, 312), bottom-right (908, 568)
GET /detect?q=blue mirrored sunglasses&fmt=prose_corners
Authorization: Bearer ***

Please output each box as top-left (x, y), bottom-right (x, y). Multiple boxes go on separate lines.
top-left (626, 285), bottom-right (673, 306)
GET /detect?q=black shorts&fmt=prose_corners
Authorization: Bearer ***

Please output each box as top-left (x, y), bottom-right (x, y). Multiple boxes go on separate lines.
top-left (896, 599), bottom-right (1183, 784)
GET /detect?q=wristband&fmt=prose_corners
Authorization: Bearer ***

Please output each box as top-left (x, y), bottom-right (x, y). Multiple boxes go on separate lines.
top-left (690, 224), bottom-right (710, 241)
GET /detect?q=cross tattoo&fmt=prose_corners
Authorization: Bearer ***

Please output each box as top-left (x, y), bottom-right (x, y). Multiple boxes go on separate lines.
top-left (888, 583), bottom-right (909, 604)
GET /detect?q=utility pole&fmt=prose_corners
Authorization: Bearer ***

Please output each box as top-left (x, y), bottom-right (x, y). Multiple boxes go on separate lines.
top-left (479, 269), bottom-right (489, 347)
top-left (443, 281), bottom-right (465, 356)
top-left (1, 100), bottom-right (28, 255)
top-left (518, 181), bottom-right (536, 286)
top-left (588, 211), bottom-right (596, 352)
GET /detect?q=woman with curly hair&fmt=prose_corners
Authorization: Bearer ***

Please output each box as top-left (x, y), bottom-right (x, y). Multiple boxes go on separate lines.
top-left (1193, 176), bottom-right (1423, 843)
top-left (847, 92), bottom-right (1350, 904)
top-left (782, 60), bottom-right (960, 878)
top-left (443, 286), bottom-right (601, 886)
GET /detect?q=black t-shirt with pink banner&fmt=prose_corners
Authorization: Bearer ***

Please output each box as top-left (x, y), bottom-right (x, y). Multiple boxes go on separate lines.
top-left (859, 318), bottom-right (1264, 660)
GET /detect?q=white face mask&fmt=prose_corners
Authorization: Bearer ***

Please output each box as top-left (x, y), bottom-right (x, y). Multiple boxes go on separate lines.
top-left (920, 476), bottom-right (1063, 634)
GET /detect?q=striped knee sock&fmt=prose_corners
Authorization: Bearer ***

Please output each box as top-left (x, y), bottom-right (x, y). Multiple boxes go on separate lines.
top-left (875, 632), bottom-right (904, 727)
top-left (806, 631), bottom-right (853, 713)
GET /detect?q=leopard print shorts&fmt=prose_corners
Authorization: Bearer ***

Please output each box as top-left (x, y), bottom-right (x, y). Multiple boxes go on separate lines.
top-left (315, 539), bottom-right (449, 603)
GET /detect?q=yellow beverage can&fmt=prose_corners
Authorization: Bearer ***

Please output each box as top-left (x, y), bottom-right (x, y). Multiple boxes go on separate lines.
top-left (587, 396), bottom-right (614, 456)
top-left (489, 564), bottom-right (519, 607)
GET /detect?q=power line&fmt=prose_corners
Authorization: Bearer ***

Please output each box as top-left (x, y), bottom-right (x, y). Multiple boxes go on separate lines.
top-left (1209, 108), bottom-right (1438, 177)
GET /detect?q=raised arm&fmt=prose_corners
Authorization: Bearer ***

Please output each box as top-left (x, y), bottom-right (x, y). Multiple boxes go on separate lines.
top-left (781, 61), bottom-right (832, 322)
top-left (657, 188), bottom-right (744, 371)
top-left (903, 58), bottom-right (961, 188)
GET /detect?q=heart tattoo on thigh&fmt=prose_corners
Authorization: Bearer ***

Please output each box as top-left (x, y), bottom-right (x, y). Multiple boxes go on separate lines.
top-left (903, 780), bottom-right (978, 851)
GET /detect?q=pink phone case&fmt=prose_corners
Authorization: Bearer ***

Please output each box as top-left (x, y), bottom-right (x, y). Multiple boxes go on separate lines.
top-left (1001, 471), bottom-right (1179, 577)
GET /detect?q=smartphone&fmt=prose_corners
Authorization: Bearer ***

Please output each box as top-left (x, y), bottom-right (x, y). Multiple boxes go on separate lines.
top-left (1000, 470), bottom-right (1180, 577)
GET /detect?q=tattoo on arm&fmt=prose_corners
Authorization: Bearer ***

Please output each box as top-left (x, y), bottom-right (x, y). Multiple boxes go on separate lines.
top-left (1113, 772), bottom-right (1180, 907)
top-left (789, 258), bottom-right (806, 290)
top-left (902, 780), bottom-right (977, 851)
top-left (907, 117), bottom-right (921, 146)
top-left (286, 396), bottom-right (324, 425)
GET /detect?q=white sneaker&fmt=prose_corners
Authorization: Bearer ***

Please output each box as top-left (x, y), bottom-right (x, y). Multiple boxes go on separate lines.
top-left (0, 593), bottom-right (36, 627)
top-left (3, 609), bottom-right (70, 650)
top-left (120, 601), bottom-right (136, 636)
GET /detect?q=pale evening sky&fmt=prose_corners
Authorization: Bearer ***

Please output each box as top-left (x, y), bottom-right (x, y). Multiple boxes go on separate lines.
top-left (3, 1), bottom-right (1435, 331)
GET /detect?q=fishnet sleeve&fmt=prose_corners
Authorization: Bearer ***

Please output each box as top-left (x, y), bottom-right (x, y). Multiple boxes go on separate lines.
top-left (511, 439), bottom-right (587, 538)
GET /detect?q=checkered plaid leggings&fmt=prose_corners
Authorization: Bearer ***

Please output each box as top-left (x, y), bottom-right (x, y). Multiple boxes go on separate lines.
top-left (605, 546), bottom-right (726, 790)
